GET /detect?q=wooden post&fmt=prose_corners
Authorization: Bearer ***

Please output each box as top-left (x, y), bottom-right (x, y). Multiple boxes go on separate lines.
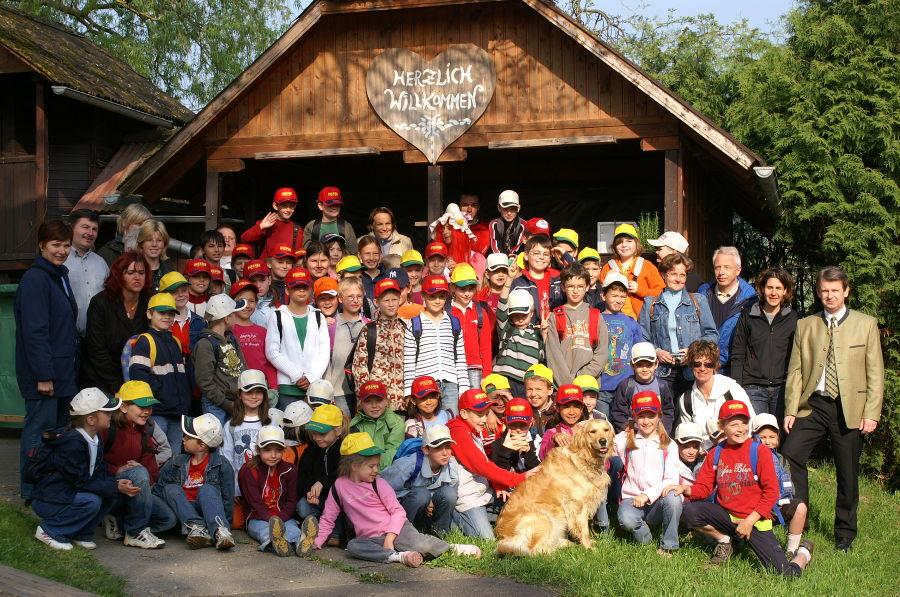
top-left (663, 149), bottom-right (683, 233)
top-left (427, 165), bottom-right (443, 225)
top-left (34, 81), bottom-right (47, 229)
top-left (205, 171), bottom-right (222, 230)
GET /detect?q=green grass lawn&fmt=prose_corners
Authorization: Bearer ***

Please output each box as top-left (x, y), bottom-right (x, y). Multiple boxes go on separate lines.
top-left (0, 502), bottom-right (129, 597)
top-left (431, 464), bottom-right (900, 597)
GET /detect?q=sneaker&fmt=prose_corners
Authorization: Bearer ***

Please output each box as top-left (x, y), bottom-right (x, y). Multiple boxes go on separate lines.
top-left (798, 539), bottom-right (815, 564)
top-left (35, 526), bottom-right (72, 551)
top-left (186, 524), bottom-right (214, 549)
top-left (269, 516), bottom-right (290, 557)
top-left (786, 550), bottom-right (796, 560)
top-left (103, 514), bottom-right (123, 541)
top-left (451, 544), bottom-right (483, 558)
top-left (297, 516), bottom-right (318, 557)
top-left (215, 527), bottom-right (235, 550)
top-left (72, 540), bottom-right (97, 550)
top-left (124, 527), bottom-right (165, 549)
top-left (399, 551), bottom-right (424, 568)
top-left (703, 541), bottom-right (733, 567)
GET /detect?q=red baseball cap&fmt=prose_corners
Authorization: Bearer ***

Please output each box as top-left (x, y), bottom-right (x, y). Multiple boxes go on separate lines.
top-left (314, 276), bottom-right (339, 298)
top-left (209, 265), bottom-right (224, 282)
top-left (294, 247), bottom-right (307, 260)
top-left (524, 218), bottom-right (550, 236)
top-left (285, 267), bottom-right (312, 288)
top-left (274, 187), bottom-right (298, 204)
top-left (425, 242), bottom-right (449, 258)
top-left (718, 400), bottom-right (751, 421)
top-left (459, 389), bottom-right (493, 412)
top-left (232, 244), bottom-right (255, 260)
top-left (556, 384), bottom-right (585, 406)
top-left (359, 380), bottom-right (387, 401)
top-left (229, 279), bottom-right (258, 299)
top-left (631, 391), bottom-right (662, 415)
top-left (270, 245), bottom-right (294, 259)
top-left (318, 186), bottom-right (343, 206)
top-left (243, 259), bottom-right (270, 278)
top-left (505, 397), bottom-right (533, 423)
top-left (374, 278), bottom-right (401, 299)
top-left (411, 376), bottom-right (440, 399)
top-left (421, 274), bottom-right (450, 295)
top-left (184, 259), bottom-right (211, 277)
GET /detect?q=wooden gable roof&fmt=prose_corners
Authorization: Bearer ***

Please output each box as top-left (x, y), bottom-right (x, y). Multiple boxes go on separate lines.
top-left (0, 6), bottom-right (192, 124)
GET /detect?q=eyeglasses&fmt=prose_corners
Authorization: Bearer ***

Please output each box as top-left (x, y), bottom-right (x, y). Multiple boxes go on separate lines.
top-left (564, 284), bottom-right (587, 291)
top-left (691, 361), bottom-right (715, 369)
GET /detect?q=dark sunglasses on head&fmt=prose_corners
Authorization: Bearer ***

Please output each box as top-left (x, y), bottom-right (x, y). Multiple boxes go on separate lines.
top-left (691, 361), bottom-right (715, 369)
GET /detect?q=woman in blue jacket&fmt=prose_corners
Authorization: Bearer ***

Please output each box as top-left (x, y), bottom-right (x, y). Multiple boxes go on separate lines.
top-left (15, 220), bottom-right (81, 501)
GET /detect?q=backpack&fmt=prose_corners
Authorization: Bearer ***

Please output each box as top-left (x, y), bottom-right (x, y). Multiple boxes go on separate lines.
top-left (679, 391), bottom-right (735, 421)
top-left (410, 314), bottom-right (462, 363)
top-left (274, 308), bottom-right (323, 342)
top-left (392, 438), bottom-right (425, 489)
top-left (446, 300), bottom-right (486, 333)
top-left (22, 432), bottom-right (62, 484)
top-left (329, 479), bottom-right (380, 543)
top-left (553, 305), bottom-right (602, 349)
top-left (710, 436), bottom-right (785, 526)
top-left (343, 321), bottom-right (378, 394)
top-left (311, 218), bottom-right (348, 242)
top-left (121, 332), bottom-right (182, 381)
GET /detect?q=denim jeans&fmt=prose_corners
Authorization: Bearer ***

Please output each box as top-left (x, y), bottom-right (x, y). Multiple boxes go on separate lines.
top-left (247, 517), bottom-right (300, 551)
top-left (617, 491), bottom-right (682, 550)
top-left (451, 505), bottom-right (494, 539)
top-left (33, 492), bottom-right (115, 543)
top-left (296, 497), bottom-right (343, 538)
top-left (400, 485), bottom-right (458, 535)
top-left (150, 415), bottom-right (183, 455)
top-left (596, 391), bottom-right (614, 420)
top-left (436, 381), bottom-right (459, 416)
top-left (110, 465), bottom-right (177, 535)
top-left (20, 396), bottom-right (70, 500)
top-left (594, 456), bottom-right (624, 528)
top-left (163, 483), bottom-right (230, 532)
top-left (745, 384), bottom-right (785, 420)
top-left (201, 397), bottom-right (229, 427)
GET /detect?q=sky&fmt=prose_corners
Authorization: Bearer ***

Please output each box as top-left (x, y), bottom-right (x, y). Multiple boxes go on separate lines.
top-left (613, 0), bottom-right (796, 33)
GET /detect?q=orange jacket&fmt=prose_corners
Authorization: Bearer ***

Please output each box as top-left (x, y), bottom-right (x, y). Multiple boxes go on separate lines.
top-left (600, 257), bottom-right (665, 319)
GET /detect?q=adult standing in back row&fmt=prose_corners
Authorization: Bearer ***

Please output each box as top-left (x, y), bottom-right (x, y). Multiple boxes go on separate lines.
top-left (646, 231), bottom-right (702, 293)
top-left (781, 266), bottom-right (883, 553)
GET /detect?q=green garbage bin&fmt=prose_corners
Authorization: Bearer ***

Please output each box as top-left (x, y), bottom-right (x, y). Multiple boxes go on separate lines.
top-left (0, 284), bottom-right (24, 428)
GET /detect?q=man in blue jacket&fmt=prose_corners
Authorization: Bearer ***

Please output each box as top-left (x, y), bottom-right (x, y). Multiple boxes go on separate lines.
top-left (697, 247), bottom-right (757, 374)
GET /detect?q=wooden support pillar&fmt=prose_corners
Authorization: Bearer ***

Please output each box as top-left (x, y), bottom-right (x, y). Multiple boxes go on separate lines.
top-left (205, 171), bottom-right (222, 230)
top-left (663, 149), bottom-right (684, 234)
top-left (34, 80), bottom-right (47, 229)
top-left (427, 165), bottom-right (443, 225)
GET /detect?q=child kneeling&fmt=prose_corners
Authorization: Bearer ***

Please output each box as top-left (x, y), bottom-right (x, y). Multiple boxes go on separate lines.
top-left (313, 432), bottom-right (481, 567)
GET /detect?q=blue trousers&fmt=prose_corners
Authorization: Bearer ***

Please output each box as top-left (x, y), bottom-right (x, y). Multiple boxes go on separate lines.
top-left (436, 381), bottom-right (459, 416)
top-left (33, 492), bottom-right (115, 543)
top-left (745, 384), bottom-right (785, 421)
top-left (162, 483), bottom-right (230, 532)
top-left (451, 505), bottom-right (494, 539)
top-left (399, 485), bottom-right (457, 535)
top-left (110, 466), bottom-right (177, 535)
top-left (596, 391), bottom-right (614, 420)
top-left (20, 396), bottom-right (70, 500)
top-left (247, 517), bottom-right (300, 551)
top-left (595, 456), bottom-right (624, 527)
top-left (150, 415), bottom-right (183, 455)
top-left (200, 397), bottom-right (229, 427)
top-left (618, 491), bottom-right (682, 550)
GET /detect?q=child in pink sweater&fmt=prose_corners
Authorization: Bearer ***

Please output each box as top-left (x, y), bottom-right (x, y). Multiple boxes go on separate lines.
top-left (230, 281), bottom-right (277, 390)
top-left (312, 432), bottom-right (481, 567)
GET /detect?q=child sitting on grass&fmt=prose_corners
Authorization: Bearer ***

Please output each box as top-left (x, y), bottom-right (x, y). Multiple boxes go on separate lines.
top-left (312, 432), bottom-right (482, 566)
top-left (673, 422), bottom-right (705, 486)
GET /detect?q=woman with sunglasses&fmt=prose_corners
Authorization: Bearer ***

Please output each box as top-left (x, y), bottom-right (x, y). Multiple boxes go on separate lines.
top-left (676, 340), bottom-right (755, 449)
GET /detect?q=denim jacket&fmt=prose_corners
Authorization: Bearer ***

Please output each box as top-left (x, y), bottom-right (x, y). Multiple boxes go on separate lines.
top-left (638, 290), bottom-right (719, 380)
top-left (153, 451), bottom-right (234, 522)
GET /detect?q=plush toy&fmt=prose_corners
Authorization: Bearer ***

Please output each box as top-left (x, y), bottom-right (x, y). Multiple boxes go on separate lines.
top-left (430, 203), bottom-right (477, 265)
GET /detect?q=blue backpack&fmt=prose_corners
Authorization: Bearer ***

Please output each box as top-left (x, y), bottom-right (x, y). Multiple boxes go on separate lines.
top-left (410, 314), bottom-right (462, 363)
top-left (393, 437), bottom-right (425, 489)
top-left (711, 437), bottom-right (785, 527)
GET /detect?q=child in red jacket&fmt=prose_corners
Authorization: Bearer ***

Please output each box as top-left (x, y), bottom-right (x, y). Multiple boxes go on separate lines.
top-left (665, 400), bottom-right (814, 576)
top-left (240, 188), bottom-right (304, 260)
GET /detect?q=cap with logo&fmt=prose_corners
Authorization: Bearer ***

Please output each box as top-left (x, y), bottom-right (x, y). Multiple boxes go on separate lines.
top-left (271, 245), bottom-right (295, 259)
top-left (233, 244), bottom-right (255, 260)
top-left (572, 374), bottom-right (599, 394)
top-left (318, 186), bottom-right (343, 206)
top-left (359, 380), bottom-right (387, 401)
top-left (184, 259), bottom-right (211, 277)
top-left (553, 228), bottom-right (579, 249)
top-left (425, 242), bottom-right (449, 258)
top-left (504, 397), bottom-right (533, 423)
top-left (294, 247), bottom-right (307, 260)
top-left (401, 250), bottom-right (425, 267)
top-left (314, 276), bottom-right (339, 298)
top-left (507, 287), bottom-right (534, 314)
top-left (70, 387), bottom-right (121, 415)
top-left (523, 218), bottom-right (550, 236)
top-left (282, 401), bottom-right (313, 428)
top-left (647, 231), bottom-right (689, 254)
top-left (422, 424), bottom-right (456, 448)
top-left (306, 404), bottom-right (344, 433)
top-left (556, 384), bottom-right (584, 405)
top-left (630, 342), bottom-right (658, 363)
top-left (458, 388), bottom-right (493, 412)
top-left (673, 421), bottom-right (704, 444)
top-left (481, 373), bottom-right (511, 395)
top-left (118, 380), bottom-right (160, 408)
top-left (206, 294), bottom-right (247, 319)
top-left (307, 379), bottom-right (335, 406)
top-left (602, 272), bottom-right (629, 289)
top-left (577, 247), bottom-right (601, 263)
top-left (159, 271), bottom-right (189, 292)
top-left (524, 363), bottom-right (554, 386)
top-left (449, 263), bottom-right (478, 286)
top-left (385, 267), bottom-right (410, 288)
top-left (614, 223), bottom-right (639, 239)
top-left (274, 187), bottom-right (299, 204)
top-left (411, 376), bottom-right (440, 399)
top-left (285, 267), bottom-right (312, 288)
top-left (374, 278), bottom-right (401, 299)
top-left (340, 432), bottom-right (385, 456)
top-left (148, 292), bottom-right (177, 312)
top-left (181, 413), bottom-right (224, 447)
top-left (498, 189), bottom-right (520, 208)
top-left (243, 259), bottom-right (270, 278)
top-left (631, 391), bottom-right (662, 415)
top-left (752, 413), bottom-right (779, 433)
top-left (209, 266), bottom-right (225, 282)
top-left (421, 275), bottom-right (450, 295)
top-left (336, 255), bottom-right (364, 273)
top-left (257, 425), bottom-right (285, 448)
top-left (238, 369), bottom-right (268, 392)
top-left (718, 400), bottom-right (750, 421)
top-left (485, 253), bottom-right (511, 271)
top-left (229, 279), bottom-right (258, 299)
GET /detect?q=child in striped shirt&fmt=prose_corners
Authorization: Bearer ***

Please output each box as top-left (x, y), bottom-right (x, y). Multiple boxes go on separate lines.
top-left (493, 280), bottom-right (545, 399)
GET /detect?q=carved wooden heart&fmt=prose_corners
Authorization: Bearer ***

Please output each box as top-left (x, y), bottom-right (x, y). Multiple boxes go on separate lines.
top-left (367, 44), bottom-right (496, 164)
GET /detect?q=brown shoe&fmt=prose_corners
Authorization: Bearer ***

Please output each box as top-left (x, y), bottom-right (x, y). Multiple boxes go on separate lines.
top-left (325, 536), bottom-right (341, 548)
top-left (703, 541), bottom-right (733, 567)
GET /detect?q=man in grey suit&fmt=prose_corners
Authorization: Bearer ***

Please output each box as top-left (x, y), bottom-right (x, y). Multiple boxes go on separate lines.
top-left (782, 266), bottom-right (883, 553)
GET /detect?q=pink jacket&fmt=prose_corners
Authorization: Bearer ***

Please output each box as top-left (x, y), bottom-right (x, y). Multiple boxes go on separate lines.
top-left (614, 431), bottom-right (680, 504)
top-left (314, 477), bottom-right (406, 547)
top-left (539, 422), bottom-right (574, 461)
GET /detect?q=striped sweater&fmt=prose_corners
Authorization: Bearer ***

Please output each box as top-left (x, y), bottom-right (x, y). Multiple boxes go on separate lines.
top-left (403, 312), bottom-right (470, 395)
top-left (493, 295), bottom-right (544, 382)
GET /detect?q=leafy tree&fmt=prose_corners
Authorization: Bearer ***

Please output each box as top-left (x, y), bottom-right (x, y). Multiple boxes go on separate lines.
top-left (3, 0), bottom-right (302, 110)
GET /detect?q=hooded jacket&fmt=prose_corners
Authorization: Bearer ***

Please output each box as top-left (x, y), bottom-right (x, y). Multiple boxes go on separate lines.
top-left (238, 459), bottom-right (299, 522)
top-left (191, 328), bottom-right (246, 411)
top-left (32, 427), bottom-right (119, 504)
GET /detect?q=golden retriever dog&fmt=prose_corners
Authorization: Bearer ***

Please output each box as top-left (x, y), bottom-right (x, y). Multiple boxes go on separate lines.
top-left (495, 419), bottom-right (613, 556)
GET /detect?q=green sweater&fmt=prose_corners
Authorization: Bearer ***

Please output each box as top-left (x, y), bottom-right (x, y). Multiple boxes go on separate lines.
top-left (494, 295), bottom-right (544, 382)
top-left (349, 410), bottom-right (405, 470)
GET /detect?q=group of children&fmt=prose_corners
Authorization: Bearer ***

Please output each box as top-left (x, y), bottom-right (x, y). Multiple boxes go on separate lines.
top-left (27, 186), bottom-right (813, 576)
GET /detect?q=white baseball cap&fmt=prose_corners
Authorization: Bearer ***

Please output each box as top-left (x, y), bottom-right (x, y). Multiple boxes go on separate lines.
top-left (673, 421), bottom-right (704, 444)
top-left (238, 369), bottom-right (267, 392)
top-left (307, 379), bottom-right (334, 406)
top-left (752, 413), bottom-right (780, 433)
top-left (282, 401), bottom-right (314, 428)
top-left (256, 425), bottom-right (285, 448)
top-left (205, 294), bottom-right (246, 320)
top-left (602, 272), bottom-right (629, 289)
top-left (630, 342), bottom-right (658, 363)
top-left (647, 231), bottom-right (689, 254)
top-left (498, 189), bottom-right (520, 208)
top-left (507, 288), bottom-right (534, 314)
top-left (422, 424), bottom-right (456, 448)
top-left (486, 253), bottom-right (511, 271)
top-left (70, 388), bottom-right (120, 416)
top-left (706, 417), bottom-right (722, 439)
top-left (268, 407), bottom-right (285, 427)
top-left (181, 414), bottom-right (224, 448)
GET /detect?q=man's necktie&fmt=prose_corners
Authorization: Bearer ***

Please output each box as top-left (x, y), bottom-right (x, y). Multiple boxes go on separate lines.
top-left (825, 317), bottom-right (840, 398)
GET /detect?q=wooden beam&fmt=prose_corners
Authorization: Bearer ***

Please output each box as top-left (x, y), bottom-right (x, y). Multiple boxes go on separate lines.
top-left (206, 158), bottom-right (245, 173)
top-left (664, 149), bottom-right (684, 233)
top-left (34, 81), bottom-right (47, 227)
top-left (427, 166), bottom-right (443, 225)
top-left (321, 0), bottom-right (500, 14)
top-left (404, 148), bottom-right (467, 164)
top-left (254, 147), bottom-right (380, 160)
top-left (640, 136), bottom-right (679, 152)
top-left (205, 172), bottom-right (222, 230)
top-left (0, 415), bottom-right (24, 423)
top-left (488, 135), bottom-right (616, 150)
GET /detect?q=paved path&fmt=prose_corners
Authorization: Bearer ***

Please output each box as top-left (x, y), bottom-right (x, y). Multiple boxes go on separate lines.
top-left (0, 430), bottom-right (556, 597)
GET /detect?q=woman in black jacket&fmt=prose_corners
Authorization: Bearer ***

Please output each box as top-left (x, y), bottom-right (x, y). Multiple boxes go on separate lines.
top-left (81, 251), bottom-right (151, 395)
top-left (729, 267), bottom-right (798, 420)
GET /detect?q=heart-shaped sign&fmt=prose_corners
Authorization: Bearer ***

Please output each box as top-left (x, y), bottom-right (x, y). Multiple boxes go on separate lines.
top-left (367, 44), bottom-right (496, 164)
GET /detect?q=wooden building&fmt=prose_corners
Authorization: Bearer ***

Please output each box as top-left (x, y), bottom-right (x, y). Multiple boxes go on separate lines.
top-left (120, 0), bottom-right (780, 275)
top-left (0, 6), bottom-right (191, 271)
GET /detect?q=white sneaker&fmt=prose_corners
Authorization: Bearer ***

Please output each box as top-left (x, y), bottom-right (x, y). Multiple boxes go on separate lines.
top-left (103, 514), bottom-right (123, 540)
top-left (35, 526), bottom-right (72, 551)
top-left (124, 527), bottom-right (165, 549)
top-left (186, 523), bottom-right (213, 549)
top-left (214, 517), bottom-right (235, 550)
top-left (72, 540), bottom-right (97, 550)
top-left (451, 543), bottom-right (483, 558)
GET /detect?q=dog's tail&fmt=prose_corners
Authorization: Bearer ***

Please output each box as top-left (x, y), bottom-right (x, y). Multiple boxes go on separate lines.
top-left (495, 531), bottom-right (535, 557)
top-left (495, 512), bottom-right (545, 557)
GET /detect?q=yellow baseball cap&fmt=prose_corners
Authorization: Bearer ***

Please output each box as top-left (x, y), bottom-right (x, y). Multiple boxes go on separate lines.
top-left (524, 363), bottom-right (554, 386)
top-left (306, 404), bottom-right (344, 433)
top-left (449, 263), bottom-right (478, 286)
top-left (481, 373), bottom-right (511, 394)
top-left (148, 292), bottom-right (177, 312)
top-left (614, 223), bottom-right (639, 239)
top-left (118, 380), bottom-right (160, 407)
top-left (401, 249), bottom-right (425, 267)
top-left (572, 374), bottom-right (600, 394)
top-left (515, 252), bottom-right (526, 270)
top-left (340, 432), bottom-right (385, 456)
top-left (553, 228), bottom-right (579, 249)
top-left (336, 255), bottom-right (363, 273)
top-left (577, 247), bottom-right (601, 263)
top-left (159, 271), bottom-right (189, 292)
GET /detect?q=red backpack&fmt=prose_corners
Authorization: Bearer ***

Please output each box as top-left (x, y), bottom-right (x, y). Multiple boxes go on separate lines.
top-left (553, 306), bottom-right (602, 349)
